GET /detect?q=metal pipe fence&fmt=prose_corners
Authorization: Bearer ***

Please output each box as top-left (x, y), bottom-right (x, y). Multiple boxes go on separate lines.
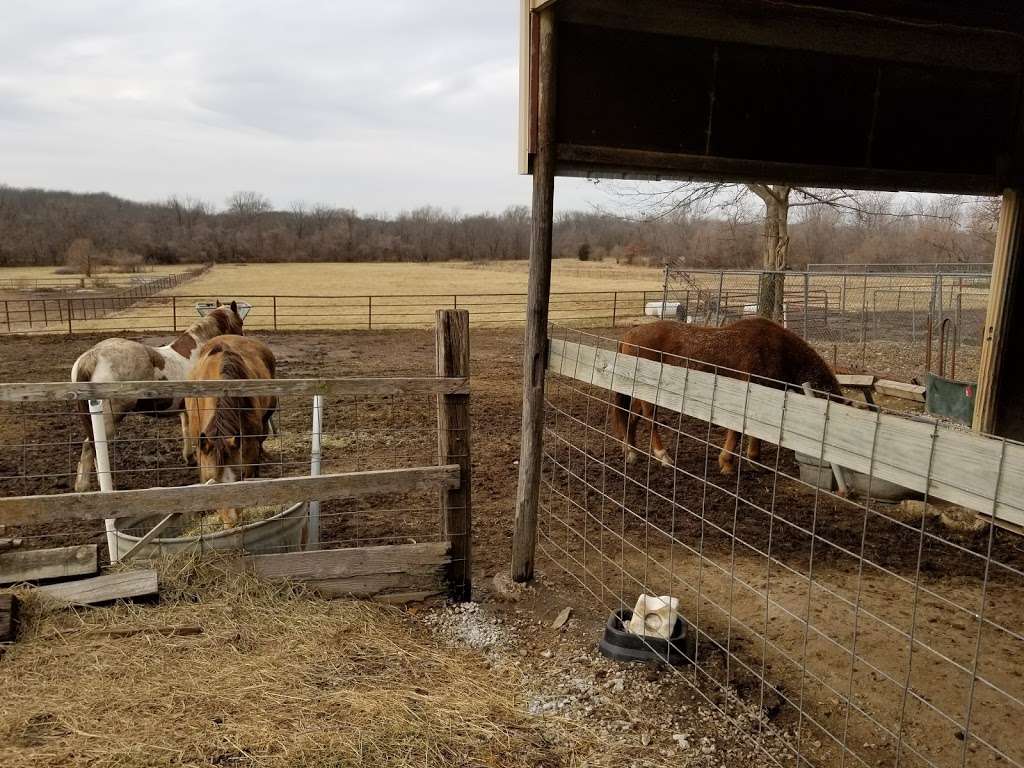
top-left (537, 323), bottom-right (1024, 768)
top-left (663, 268), bottom-right (993, 378)
top-left (0, 289), bottom-right (662, 335)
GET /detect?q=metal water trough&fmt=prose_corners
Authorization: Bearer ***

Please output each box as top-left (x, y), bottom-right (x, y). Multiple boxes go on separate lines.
top-left (110, 502), bottom-right (308, 561)
top-left (794, 451), bottom-right (919, 501)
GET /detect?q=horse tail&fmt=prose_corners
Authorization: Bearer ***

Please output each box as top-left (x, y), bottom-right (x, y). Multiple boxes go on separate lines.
top-left (71, 351), bottom-right (97, 444)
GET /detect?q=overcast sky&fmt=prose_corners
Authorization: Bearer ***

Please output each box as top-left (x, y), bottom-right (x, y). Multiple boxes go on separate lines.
top-left (0, 1), bottom-right (597, 214)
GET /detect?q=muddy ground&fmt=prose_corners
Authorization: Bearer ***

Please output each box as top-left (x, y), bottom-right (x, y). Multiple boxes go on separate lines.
top-left (0, 327), bottom-right (1021, 768)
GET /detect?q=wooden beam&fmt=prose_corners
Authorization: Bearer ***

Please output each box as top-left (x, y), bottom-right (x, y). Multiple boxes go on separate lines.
top-left (0, 466), bottom-right (461, 527)
top-left (435, 310), bottom-right (473, 600)
top-left (244, 542), bottom-right (452, 601)
top-left (548, 338), bottom-right (1024, 528)
top-left (0, 593), bottom-right (19, 642)
top-left (874, 379), bottom-right (927, 403)
top-left (37, 570), bottom-right (158, 606)
top-left (244, 542), bottom-right (450, 581)
top-left (0, 545), bottom-right (98, 585)
top-left (975, 189), bottom-right (1024, 437)
top-left (0, 376), bottom-right (469, 402)
top-left (512, 6), bottom-right (557, 583)
top-left (555, 143), bottom-right (1004, 196)
top-left (837, 374), bottom-right (876, 388)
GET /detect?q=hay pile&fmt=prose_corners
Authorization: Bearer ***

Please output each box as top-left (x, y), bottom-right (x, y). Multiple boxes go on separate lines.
top-left (0, 557), bottom-right (616, 767)
top-left (181, 504), bottom-right (283, 536)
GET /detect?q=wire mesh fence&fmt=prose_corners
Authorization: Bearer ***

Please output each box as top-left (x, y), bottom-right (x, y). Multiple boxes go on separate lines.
top-left (662, 268), bottom-right (992, 379)
top-left (537, 323), bottom-right (1024, 768)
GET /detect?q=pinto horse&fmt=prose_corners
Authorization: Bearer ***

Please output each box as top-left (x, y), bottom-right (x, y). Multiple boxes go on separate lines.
top-left (71, 301), bottom-right (244, 492)
top-left (184, 334), bottom-right (277, 528)
top-left (611, 317), bottom-right (842, 475)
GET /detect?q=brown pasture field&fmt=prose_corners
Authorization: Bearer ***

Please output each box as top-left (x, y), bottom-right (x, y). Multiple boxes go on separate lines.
top-left (0, 323), bottom-right (1020, 767)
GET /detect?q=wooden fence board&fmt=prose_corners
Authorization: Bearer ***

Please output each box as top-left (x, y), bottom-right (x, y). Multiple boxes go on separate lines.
top-left (548, 338), bottom-right (1024, 528)
top-left (37, 570), bottom-right (158, 605)
top-left (0, 376), bottom-right (469, 402)
top-left (0, 593), bottom-right (18, 642)
top-left (0, 545), bottom-right (98, 585)
top-left (244, 542), bottom-right (451, 601)
top-left (0, 466), bottom-right (461, 527)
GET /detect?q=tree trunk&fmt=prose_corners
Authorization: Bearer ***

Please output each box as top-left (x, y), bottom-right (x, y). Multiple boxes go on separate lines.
top-left (754, 185), bottom-right (791, 321)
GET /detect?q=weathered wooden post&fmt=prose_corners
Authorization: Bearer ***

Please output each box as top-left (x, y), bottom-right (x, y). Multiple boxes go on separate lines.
top-left (436, 309), bottom-right (472, 600)
top-left (511, 6), bottom-right (556, 583)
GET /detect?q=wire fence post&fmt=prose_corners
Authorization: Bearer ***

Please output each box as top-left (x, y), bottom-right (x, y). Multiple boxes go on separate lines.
top-left (3, 301), bottom-right (9, 333)
top-left (67, 299), bottom-right (73, 334)
top-left (307, 394), bottom-right (324, 551)
top-left (611, 291), bottom-right (618, 327)
top-left (802, 271), bottom-right (810, 338)
top-left (860, 274), bottom-right (868, 366)
top-left (367, 296), bottom-right (373, 330)
top-left (172, 296), bottom-right (177, 333)
top-left (88, 399), bottom-right (118, 562)
top-left (273, 296), bottom-right (278, 331)
top-left (436, 309), bottom-right (472, 600)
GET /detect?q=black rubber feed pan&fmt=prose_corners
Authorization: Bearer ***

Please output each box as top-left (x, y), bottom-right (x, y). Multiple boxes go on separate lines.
top-left (599, 608), bottom-right (694, 666)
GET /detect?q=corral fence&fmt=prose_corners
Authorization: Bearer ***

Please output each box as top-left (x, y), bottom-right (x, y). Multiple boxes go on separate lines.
top-left (0, 289), bottom-right (663, 335)
top-left (807, 262), bottom-right (993, 274)
top-left (663, 267), bottom-right (993, 377)
top-left (527, 323), bottom-right (1024, 768)
top-left (0, 310), bottom-right (472, 602)
top-left (0, 267), bottom-right (207, 333)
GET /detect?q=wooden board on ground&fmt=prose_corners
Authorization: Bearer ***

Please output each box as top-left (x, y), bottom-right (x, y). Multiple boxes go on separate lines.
top-left (0, 544), bottom-right (98, 586)
top-left (837, 373), bottom-right (876, 388)
top-left (36, 569), bottom-right (158, 606)
top-left (875, 379), bottom-right (927, 402)
top-left (0, 593), bottom-right (19, 642)
top-left (244, 542), bottom-right (451, 602)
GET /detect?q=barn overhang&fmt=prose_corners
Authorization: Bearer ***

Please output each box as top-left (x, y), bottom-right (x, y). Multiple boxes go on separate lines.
top-left (519, 0), bottom-right (1024, 195)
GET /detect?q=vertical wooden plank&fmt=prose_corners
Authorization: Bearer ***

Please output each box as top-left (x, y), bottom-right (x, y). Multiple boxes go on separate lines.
top-left (436, 309), bottom-right (472, 600)
top-left (512, 6), bottom-right (556, 583)
top-left (974, 189), bottom-right (1024, 437)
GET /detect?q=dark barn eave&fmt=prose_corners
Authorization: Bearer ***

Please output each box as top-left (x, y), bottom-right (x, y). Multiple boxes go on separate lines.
top-left (526, 0), bottom-right (1024, 194)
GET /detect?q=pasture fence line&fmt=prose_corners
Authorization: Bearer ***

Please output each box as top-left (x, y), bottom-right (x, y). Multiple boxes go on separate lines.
top-left (521, 323), bottom-right (1024, 768)
top-left (0, 267), bottom-right (207, 333)
top-left (0, 288), bottom-right (663, 336)
top-left (0, 310), bottom-right (473, 602)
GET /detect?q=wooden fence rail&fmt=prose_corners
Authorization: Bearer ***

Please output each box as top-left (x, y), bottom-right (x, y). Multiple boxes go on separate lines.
top-left (546, 337), bottom-right (1024, 529)
top-left (0, 376), bottom-right (469, 402)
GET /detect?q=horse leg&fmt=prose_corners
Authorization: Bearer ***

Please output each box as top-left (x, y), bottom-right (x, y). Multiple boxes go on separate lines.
top-left (641, 400), bottom-right (672, 467)
top-left (746, 436), bottom-right (762, 464)
top-left (625, 399), bottom-right (643, 464)
top-left (718, 429), bottom-right (740, 475)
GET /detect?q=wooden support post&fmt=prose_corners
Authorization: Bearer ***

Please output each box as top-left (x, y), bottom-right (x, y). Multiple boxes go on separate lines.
top-left (974, 189), bottom-right (1024, 436)
top-left (512, 7), bottom-right (556, 583)
top-left (172, 296), bottom-right (177, 332)
top-left (436, 309), bottom-right (472, 600)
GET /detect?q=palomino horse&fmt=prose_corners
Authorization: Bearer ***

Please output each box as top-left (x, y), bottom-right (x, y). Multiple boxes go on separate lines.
top-left (70, 301), bottom-right (244, 492)
top-left (611, 317), bottom-right (842, 475)
top-left (184, 334), bottom-right (277, 528)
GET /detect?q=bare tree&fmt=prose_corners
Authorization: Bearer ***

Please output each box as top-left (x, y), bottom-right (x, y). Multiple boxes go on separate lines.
top-left (225, 191), bottom-right (272, 219)
top-left (289, 201), bottom-right (309, 240)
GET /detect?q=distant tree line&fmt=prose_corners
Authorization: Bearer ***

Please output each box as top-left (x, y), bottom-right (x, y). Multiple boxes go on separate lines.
top-left (0, 184), bottom-right (997, 271)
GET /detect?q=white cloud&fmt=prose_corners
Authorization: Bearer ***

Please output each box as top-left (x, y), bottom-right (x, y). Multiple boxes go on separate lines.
top-left (0, 0), bottom-right (597, 213)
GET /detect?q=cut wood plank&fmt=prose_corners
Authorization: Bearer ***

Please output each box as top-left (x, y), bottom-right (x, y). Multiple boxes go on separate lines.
top-left (313, 571), bottom-right (446, 600)
top-left (0, 376), bottom-right (469, 402)
top-left (547, 338), bottom-right (1024, 529)
top-left (0, 545), bottom-right (98, 585)
top-left (837, 373), bottom-right (876, 388)
top-left (0, 593), bottom-right (19, 642)
top-left (244, 542), bottom-right (451, 582)
top-left (0, 465), bottom-right (460, 527)
top-left (36, 570), bottom-right (158, 606)
top-left (874, 379), bottom-right (927, 402)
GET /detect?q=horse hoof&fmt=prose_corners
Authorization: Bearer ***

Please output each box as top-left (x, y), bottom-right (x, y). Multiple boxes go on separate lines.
top-left (625, 449), bottom-right (640, 465)
top-left (654, 449), bottom-right (673, 467)
top-left (718, 461), bottom-right (736, 476)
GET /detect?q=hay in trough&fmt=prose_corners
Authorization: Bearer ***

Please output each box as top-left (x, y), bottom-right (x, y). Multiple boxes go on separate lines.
top-left (0, 556), bottom-right (617, 767)
top-left (180, 504), bottom-right (284, 536)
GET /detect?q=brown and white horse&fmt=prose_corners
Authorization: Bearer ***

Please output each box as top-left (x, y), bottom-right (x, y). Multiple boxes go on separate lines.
top-left (184, 334), bottom-right (277, 528)
top-left (612, 317), bottom-right (842, 475)
top-left (71, 301), bottom-right (244, 492)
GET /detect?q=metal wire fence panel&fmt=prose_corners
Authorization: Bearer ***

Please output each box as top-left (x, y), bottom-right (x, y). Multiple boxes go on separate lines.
top-left (539, 323), bottom-right (1024, 768)
top-left (0, 290), bottom-right (661, 335)
top-left (662, 268), bottom-right (992, 380)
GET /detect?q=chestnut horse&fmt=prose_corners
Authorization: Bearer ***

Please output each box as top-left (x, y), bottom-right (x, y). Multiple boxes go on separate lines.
top-left (184, 334), bottom-right (277, 527)
top-left (611, 317), bottom-right (842, 475)
top-left (71, 301), bottom-right (244, 492)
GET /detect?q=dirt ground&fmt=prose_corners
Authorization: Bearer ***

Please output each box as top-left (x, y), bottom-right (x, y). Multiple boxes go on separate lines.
top-left (0, 327), bottom-right (1021, 768)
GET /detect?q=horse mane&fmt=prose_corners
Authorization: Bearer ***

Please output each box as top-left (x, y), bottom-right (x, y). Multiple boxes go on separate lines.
top-left (203, 347), bottom-right (259, 440)
top-left (188, 306), bottom-right (242, 341)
